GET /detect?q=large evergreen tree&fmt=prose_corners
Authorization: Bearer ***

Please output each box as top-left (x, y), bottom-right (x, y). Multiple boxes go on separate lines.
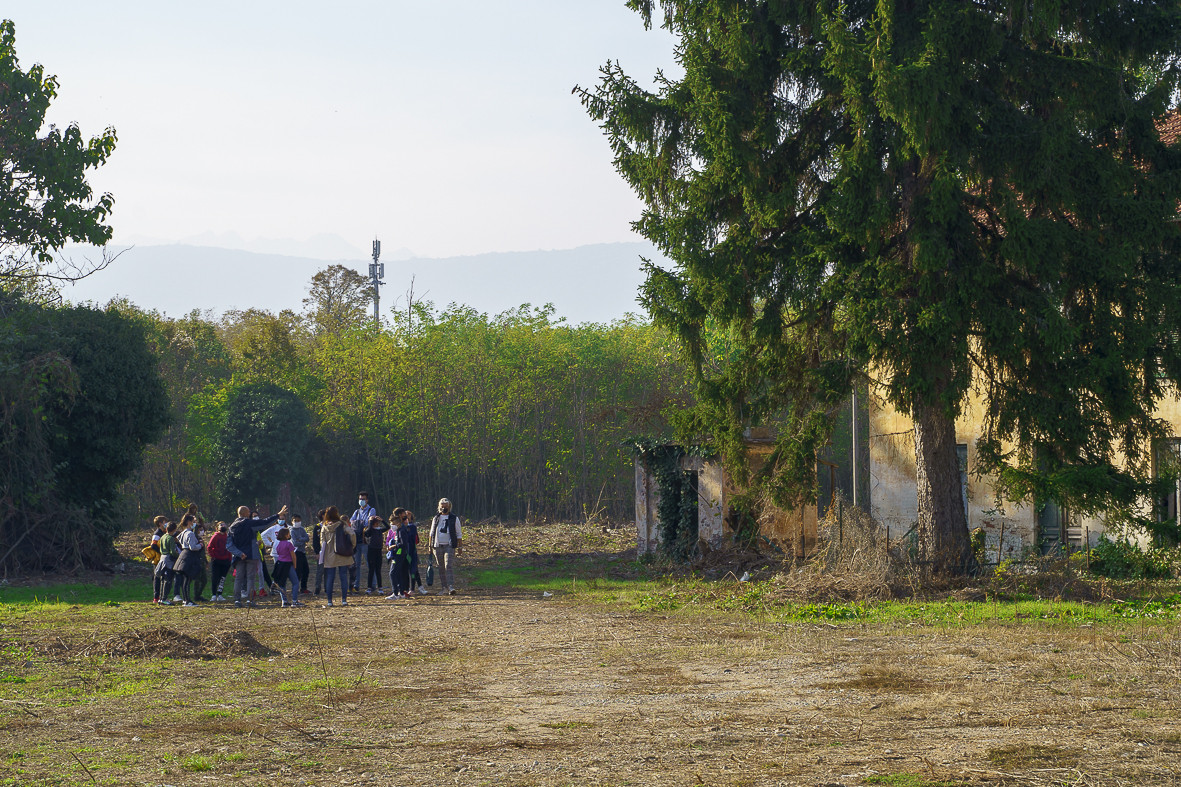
top-left (581, 0), bottom-right (1181, 571)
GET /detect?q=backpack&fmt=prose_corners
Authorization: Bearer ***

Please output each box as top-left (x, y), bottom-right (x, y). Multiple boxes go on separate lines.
top-left (384, 526), bottom-right (400, 561)
top-left (333, 523), bottom-right (355, 557)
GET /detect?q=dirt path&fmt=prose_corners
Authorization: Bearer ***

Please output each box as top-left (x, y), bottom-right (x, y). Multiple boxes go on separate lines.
top-left (4, 585), bottom-right (1181, 786)
top-left (3, 521), bottom-right (1181, 785)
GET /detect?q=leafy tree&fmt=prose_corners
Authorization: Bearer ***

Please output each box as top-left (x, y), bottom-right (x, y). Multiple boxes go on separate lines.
top-left (581, 1), bottom-right (1181, 572)
top-left (220, 308), bottom-right (312, 394)
top-left (0, 295), bottom-right (169, 570)
top-left (0, 19), bottom-right (117, 291)
top-left (117, 305), bottom-right (234, 520)
top-left (212, 382), bottom-right (310, 516)
top-left (303, 264), bottom-right (373, 335)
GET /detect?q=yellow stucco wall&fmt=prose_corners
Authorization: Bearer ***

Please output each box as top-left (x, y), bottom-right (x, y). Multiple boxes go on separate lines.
top-left (869, 388), bottom-right (1181, 557)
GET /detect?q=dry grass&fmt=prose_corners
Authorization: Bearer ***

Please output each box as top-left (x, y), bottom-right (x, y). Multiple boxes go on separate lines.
top-left (0, 521), bottom-right (1179, 786)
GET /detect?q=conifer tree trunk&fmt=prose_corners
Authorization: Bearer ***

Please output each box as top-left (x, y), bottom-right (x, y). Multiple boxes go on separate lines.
top-left (912, 397), bottom-right (971, 574)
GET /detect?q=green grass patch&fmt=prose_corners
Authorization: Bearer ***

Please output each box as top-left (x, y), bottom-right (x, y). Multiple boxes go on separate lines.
top-left (181, 756), bottom-right (213, 772)
top-left (864, 775), bottom-right (969, 787)
top-left (197, 709), bottom-right (234, 719)
top-left (0, 578), bottom-right (147, 607)
top-left (277, 678), bottom-right (332, 692)
top-left (466, 557), bottom-right (1181, 628)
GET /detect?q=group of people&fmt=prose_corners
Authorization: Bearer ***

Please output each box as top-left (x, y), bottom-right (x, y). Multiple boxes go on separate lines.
top-left (145, 494), bottom-right (463, 608)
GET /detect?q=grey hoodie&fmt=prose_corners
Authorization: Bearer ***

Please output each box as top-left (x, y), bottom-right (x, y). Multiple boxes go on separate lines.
top-left (290, 523), bottom-right (310, 553)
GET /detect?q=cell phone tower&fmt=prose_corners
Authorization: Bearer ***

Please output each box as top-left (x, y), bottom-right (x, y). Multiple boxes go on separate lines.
top-left (369, 238), bottom-right (385, 325)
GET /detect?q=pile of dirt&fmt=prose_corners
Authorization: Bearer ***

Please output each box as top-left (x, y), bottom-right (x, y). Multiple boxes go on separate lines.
top-left (36, 626), bottom-right (279, 660)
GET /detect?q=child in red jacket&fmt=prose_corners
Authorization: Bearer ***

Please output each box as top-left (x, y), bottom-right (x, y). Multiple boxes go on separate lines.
top-left (207, 523), bottom-right (233, 602)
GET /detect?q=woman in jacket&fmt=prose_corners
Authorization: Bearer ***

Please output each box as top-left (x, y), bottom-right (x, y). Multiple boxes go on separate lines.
top-left (172, 514), bottom-right (204, 607)
top-left (319, 506), bottom-right (356, 607)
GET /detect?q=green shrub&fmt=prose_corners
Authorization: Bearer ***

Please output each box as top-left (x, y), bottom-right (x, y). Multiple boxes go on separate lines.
top-left (1088, 536), bottom-right (1176, 580)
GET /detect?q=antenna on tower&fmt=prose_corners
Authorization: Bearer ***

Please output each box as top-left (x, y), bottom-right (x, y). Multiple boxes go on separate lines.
top-left (369, 238), bottom-right (384, 324)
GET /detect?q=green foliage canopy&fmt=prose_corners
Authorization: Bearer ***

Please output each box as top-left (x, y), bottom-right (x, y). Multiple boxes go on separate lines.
top-left (0, 296), bottom-right (169, 570)
top-left (581, 0), bottom-right (1181, 571)
top-left (212, 382), bottom-right (310, 516)
top-left (0, 19), bottom-right (116, 284)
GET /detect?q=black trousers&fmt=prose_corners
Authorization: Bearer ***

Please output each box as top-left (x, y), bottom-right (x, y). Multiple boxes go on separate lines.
top-left (153, 564), bottom-right (174, 601)
top-left (192, 560), bottom-right (208, 599)
top-left (211, 559), bottom-right (232, 595)
top-left (388, 556), bottom-right (410, 595)
top-left (366, 548), bottom-right (384, 589)
top-left (295, 551), bottom-right (309, 592)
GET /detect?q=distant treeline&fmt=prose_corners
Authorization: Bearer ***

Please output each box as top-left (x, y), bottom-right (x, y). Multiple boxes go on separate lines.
top-left (123, 268), bottom-right (689, 526)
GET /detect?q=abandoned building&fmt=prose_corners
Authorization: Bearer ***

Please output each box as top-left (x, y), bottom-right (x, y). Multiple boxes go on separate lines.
top-left (635, 387), bottom-right (1181, 562)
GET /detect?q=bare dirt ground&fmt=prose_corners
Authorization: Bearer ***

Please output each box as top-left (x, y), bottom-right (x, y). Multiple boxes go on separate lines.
top-left (2, 523), bottom-right (1180, 786)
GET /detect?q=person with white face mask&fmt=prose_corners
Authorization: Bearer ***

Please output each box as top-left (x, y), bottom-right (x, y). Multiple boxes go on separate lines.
top-left (428, 498), bottom-right (462, 596)
top-left (349, 492), bottom-right (376, 593)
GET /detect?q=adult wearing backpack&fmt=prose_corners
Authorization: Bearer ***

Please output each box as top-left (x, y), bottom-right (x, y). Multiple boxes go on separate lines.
top-left (226, 504), bottom-right (288, 608)
top-left (319, 506), bottom-right (356, 607)
top-left (428, 498), bottom-right (462, 596)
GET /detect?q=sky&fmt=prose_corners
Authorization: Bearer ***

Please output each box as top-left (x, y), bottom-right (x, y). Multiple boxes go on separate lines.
top-left (6, 1), bottom-right (681, 261)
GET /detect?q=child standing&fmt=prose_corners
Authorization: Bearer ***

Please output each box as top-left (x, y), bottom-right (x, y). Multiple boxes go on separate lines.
top-left (403, 510), bottom-right (425, 595)
top-left (153, 521), bottom-right (179, 605)
top-left (364, 515), bottom-right (389, 594)
top-left (385, 509), bottom-right (412, 599)
top-left (208, 523), bottom-right (232, 601)
top-left (270, 528), bottom-right (302, 607)
top-left (289, 514), bottom-right (310, 595)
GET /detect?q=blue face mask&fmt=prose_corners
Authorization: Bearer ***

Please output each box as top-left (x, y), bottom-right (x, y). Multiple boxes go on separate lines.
top-left (277, 519), bottom-right (285, 525)
top-left (358, 499), bottom-right (366, 508)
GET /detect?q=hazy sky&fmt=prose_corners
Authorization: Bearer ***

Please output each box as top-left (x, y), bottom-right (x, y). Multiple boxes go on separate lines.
top-left (7, 2), bottom-right (680, 259)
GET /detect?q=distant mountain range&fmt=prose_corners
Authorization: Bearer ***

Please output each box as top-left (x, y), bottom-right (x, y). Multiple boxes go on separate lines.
top-left (60, 242), bottom-right (668, 325)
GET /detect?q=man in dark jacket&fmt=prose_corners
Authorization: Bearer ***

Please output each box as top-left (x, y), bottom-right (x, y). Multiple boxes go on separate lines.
top-left (226, 504), bottom-right (288, 607)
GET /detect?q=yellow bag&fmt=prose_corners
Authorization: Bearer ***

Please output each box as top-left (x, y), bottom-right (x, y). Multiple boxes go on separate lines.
top-left (141, 544), bottom-right (161, 565)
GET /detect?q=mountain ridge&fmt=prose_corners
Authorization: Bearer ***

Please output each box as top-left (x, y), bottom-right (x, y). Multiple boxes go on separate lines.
top-left (61, 241), bottom-right (664, 325)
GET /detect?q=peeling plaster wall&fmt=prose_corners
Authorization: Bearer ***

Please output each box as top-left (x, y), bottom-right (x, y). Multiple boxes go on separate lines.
top-left (869, 390), bottom-right (1040, 558)
top-left (687, 457), bottom-right (727, 548)
top-left (634, 458), bottom-right (661, 554)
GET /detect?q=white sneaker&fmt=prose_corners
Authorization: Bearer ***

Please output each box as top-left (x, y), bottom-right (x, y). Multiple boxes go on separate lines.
top-left (417, 586), bottom-right (428, 595)
top-left (323, 601), bottom-right (334, 608)
top-left (385, 593), bottom-right (399, 600)
top-left (184, 602), bottom-right (197, 607)
top-left (172, 595), bottom-right (183, 603)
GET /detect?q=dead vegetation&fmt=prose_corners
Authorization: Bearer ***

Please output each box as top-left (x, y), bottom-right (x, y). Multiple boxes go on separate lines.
top-left (0, 521), bottom-right (1179, 786)
top-left (34, 626), bottom-right (278, 660)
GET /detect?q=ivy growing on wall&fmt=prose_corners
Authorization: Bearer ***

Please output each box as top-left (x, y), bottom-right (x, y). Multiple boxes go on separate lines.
top-left (634, 439), bottom-right (712, 561)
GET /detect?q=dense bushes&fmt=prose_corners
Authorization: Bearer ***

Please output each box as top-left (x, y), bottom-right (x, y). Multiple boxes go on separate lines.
top-left (121, 299), bottom-right (689, 525)
top-left (0, 294), bottom-right (169, 572)
top-left (1087, 536), bottom-right (1178, 580)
